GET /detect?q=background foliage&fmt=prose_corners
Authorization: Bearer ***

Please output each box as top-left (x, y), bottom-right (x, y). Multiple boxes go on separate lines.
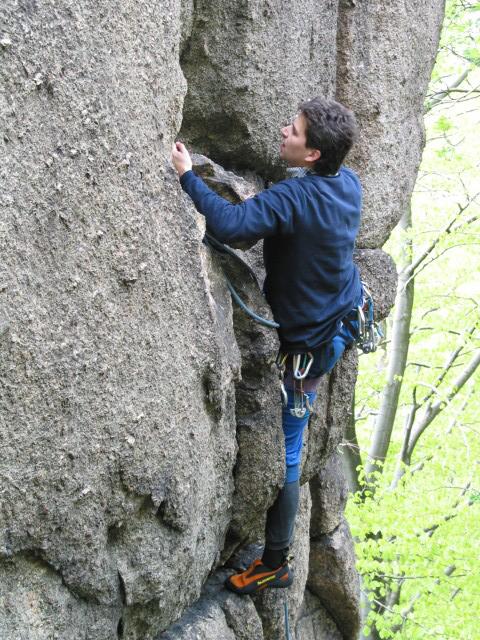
top-left (347, 2), bottom-right (480, 638)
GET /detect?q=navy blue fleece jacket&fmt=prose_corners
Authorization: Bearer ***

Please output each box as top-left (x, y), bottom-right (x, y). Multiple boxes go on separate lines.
top-left (180, 167), bottom-right (362, 351)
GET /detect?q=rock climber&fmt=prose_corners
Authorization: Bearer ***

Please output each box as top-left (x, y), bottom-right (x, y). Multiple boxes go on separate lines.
top-left (171, 96), bottom-right (362, 595)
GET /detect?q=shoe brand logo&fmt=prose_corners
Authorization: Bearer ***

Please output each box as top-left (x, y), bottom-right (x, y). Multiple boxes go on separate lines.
top-left (257, 575), bottom-right (276, 586)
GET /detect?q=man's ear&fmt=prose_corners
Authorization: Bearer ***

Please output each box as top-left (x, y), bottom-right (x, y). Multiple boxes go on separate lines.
top-left (305, 148), bottom-right (321, 163)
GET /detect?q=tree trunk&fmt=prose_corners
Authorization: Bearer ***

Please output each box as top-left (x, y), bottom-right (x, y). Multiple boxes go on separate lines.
top-left (342, 392), bottom-right (363, 494)
top-left (366, 207), bottom-right (414, 485)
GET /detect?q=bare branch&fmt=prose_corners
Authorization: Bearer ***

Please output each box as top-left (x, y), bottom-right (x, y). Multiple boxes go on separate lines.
top-left (406, 349), bottom-right (480, 460)
top-left (424, 483), bottom-right (472, 537)
top-left (417, 325), bottom-right (476, 407)
top-left (401, 194), bottom-right (480, 281)
top-left (391, 389), bottom-right (420, 488)
top-left (426, 68), bottom-right (471, 110)
top-left (405, 244), bottom-right (479, 285)
top-left (364, 589), bottom-right (451, 638)
top-left (366, 572), bottom-right (467, 581)
top-left (405, 386), bottom-right (474, 481)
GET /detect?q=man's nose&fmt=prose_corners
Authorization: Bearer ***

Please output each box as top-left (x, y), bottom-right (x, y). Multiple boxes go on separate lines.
top-left (281, 126), bottom-right (288, 138)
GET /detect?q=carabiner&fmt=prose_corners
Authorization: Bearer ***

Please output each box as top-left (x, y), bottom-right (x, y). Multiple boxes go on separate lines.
top-left (357, 304), bottom-right (366, 339)
top-left (293, 352), bottom-right (314, 380)
top-left (276, 352), bottom-right (289, 406)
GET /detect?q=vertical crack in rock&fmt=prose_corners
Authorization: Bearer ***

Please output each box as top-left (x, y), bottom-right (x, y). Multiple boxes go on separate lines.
top-left (117, 618), bottom-right (124, 640)
top-left (118, 571), bottom-right (127, 606)
top-left (186, 155), bottom-right (284, 558)
top-left (117, 571), bottom-right (127, 638)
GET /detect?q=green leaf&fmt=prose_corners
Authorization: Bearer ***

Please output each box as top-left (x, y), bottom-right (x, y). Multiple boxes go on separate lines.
top-left (434, 114), bottom-right (453, 132)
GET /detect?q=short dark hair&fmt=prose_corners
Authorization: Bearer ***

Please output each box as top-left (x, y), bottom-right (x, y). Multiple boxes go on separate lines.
top-left (298, 97), bottom-right (358, 176)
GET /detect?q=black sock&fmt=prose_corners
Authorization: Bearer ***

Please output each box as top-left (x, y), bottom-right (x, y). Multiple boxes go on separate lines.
top-left (261, 546), bottom-right (288, 569)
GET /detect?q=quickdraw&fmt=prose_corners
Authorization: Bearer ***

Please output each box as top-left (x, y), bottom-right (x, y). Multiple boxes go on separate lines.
top-left (342, 283), bottom-right (383, 354)
top-left (275, 351), bottom-right (314, 418)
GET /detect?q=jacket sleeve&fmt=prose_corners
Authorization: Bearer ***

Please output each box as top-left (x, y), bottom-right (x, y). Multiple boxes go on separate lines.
top-left (180, 170), bottom-right (297, 244)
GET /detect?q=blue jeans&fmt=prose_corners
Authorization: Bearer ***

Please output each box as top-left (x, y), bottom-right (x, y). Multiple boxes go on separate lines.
top-left (282, 319), bottom-right (357, 480)
top-left (265, 318), bottom-right (358, 551)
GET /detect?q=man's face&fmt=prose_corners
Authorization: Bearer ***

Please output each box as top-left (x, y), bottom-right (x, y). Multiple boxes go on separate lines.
top-left (279, 113), bottom-right (320, 168)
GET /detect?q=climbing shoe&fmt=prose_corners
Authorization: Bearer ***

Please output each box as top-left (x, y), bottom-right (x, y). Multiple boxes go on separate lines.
top-left (225, 558), bottom-right (293, 595)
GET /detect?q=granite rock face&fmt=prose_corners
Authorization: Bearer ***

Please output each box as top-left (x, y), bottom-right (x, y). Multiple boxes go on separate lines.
top-left (336, 0), bottom-right (446, 248)
top-left (301, 344), bottom-right (359, 488)
top-left (0, 555), bottom-right (118, 640)
top-left (1, 1), bottom-right (239, 636)
top-left (180, 0), bottom-right (339, 180)
top-left (308, 518), bottom-right (362, 640)
top-left (0, 0), bottom-right (444, 638)
top-left (355, 248), bottom-right (398, 321)
top-left (296, 589), bottom-right (344, 640)
top-left (310, 452), bottom-right (349, 539)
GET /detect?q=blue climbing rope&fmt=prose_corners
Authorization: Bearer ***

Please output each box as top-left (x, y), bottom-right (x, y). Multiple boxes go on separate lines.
top-left (284, 593), bottom-right (292, 640)
top-left (203, 232), bottom-right (279, 329)
top-left (225, 280), bottom-right (279, 329)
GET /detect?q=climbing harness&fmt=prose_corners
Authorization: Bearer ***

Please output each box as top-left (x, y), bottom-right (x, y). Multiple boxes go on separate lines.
top-left (275, 284), bottom-right (383, 416)
top-left (343, 283), bottom-right (383, 354)
top-left (203, 232), bottom-right (280, 329)
top-left (275, 352), bottom-right (314, 418)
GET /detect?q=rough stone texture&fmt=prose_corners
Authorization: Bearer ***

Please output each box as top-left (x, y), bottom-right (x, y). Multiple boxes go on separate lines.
top-left (192, 153), bottom-right (264, 206)
top-left (158, 598), bottom-right (237, 640)
top-left (157, 566), bottom-right (265, 640)
top-left (1, 0), bottom-right (445, 637)
top-left (355, 248), bottom-right (398, 321)
top-left (222, 590), bottom-right (266, 640)
top-left (308, 518), bottom-right (361, 640)
top-left (302, 346), bottom-right (358, 483)
top-left (296, 590), bottom-right (344, 640)
top-left (227, 300), bottom-right (284, 549)
top-left (337, 0), bottom-right (446, 248)
top-left (310, 452), bottom-right (349, 538)
top-left (180, 0), bottom-right (339, 179)
top-left (0, 555), bottom-right (118, 640)
top-left (1, 2), bottom-right (240, 637)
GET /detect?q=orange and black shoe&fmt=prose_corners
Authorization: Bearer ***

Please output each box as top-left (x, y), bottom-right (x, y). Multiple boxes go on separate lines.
top-left (225, 559), bottom-right (293, 595)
